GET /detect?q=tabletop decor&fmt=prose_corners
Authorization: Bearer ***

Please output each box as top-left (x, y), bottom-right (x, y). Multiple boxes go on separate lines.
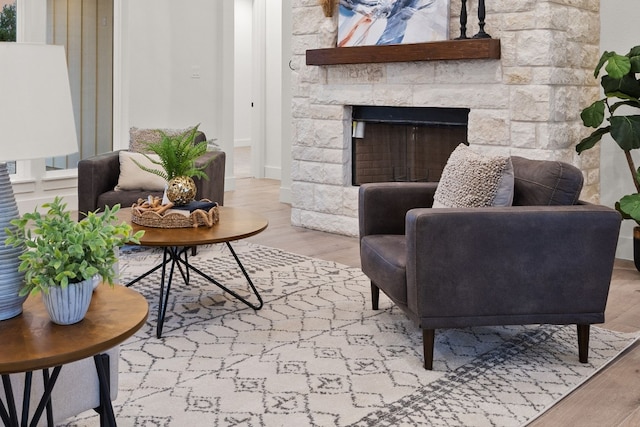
top-left (4, 197), bottom-right (144, 325)
top-left (132, 125), bottom-right (211, 206)
top-left (0, 43), bottom-right (79, 321)
top-left (131, 196), bottom-right (219, 228)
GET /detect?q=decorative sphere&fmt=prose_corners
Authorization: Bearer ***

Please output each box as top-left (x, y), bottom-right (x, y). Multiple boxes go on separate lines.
top-left (166, 176), bottom-right (197, 206)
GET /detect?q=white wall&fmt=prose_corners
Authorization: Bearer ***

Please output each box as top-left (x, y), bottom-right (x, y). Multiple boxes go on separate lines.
top-left (600, 0), bottom-right (640, 259)
top-left (126, 1), bottom-right (221, 143)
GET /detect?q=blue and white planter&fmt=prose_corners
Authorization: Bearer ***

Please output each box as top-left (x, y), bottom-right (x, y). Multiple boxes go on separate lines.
top-left (42, 276), bottom-right (98, 325)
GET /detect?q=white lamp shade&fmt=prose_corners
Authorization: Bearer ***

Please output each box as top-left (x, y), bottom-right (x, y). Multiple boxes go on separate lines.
top-left (0, 43), bottom-right (78, 162)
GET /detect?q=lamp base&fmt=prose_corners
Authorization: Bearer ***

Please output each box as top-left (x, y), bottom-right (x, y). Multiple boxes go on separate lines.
top-left (0, 162), bottom-right (27, 320)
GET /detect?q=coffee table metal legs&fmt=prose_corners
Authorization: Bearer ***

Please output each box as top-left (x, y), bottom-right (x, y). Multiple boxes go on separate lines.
top-left (178, 242), bottom-right (264, 309)
top-left (135, 243), bottom-right (264, 338)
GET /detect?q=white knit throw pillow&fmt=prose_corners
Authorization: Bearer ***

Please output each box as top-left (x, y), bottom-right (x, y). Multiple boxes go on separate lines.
top-left (433, 144), bottom-right (514, 208)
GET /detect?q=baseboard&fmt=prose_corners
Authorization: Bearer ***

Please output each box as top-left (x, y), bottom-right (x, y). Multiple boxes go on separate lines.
top-left (234, 139), bottom-right (251, 148)
top-left (264, 166), bottom-right (281, 180)
top-left (279, 185), bottom-right (291, 204)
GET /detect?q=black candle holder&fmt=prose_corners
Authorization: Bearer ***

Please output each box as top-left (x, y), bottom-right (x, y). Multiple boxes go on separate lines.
top-left (455, 0), bottom-right (469, 40)
top-left (473, 0), bottom-right (492, 39)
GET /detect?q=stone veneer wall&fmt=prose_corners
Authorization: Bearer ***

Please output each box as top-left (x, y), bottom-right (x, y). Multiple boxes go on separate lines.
top-left (290, 0), bottom-right (601, 237)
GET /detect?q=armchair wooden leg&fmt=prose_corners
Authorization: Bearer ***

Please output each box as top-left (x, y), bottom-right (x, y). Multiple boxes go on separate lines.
top-left (423, 329), bottom-right (435, 370)
top-left (371, 283), bottom-right (380, 310)
top-left (577, 324), bottom-right (590, 363)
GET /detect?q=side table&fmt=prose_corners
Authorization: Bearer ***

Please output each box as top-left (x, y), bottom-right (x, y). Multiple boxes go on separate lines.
top-left (0, 284), bottom-right (148, 427)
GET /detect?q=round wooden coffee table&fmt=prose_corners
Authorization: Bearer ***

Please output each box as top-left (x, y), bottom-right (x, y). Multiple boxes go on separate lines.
top-left (119, 206), bottom-right (268, 338)
top-left (125, 206), bottom-right (268, 247)
top-left (0, 284), bottom-right (148, 427)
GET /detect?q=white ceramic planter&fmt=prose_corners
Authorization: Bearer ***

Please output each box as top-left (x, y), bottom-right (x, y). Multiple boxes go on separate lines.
top-left (42, 278), bottom-right (95, 325)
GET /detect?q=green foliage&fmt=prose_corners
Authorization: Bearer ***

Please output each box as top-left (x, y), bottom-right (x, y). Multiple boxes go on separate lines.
top-left (133, 125), bottom-right (211, 181)
top-left (617, 167), bottom-right (640, 224)
top-left (4, 197), bottom-right (144, 296)
top-left (577, 47), bottom-right (640, 155)
top-left (0, 3), bottom-right (16, 42)
top-left (577, 45), bottom-right (640, 224)
top-left (618, 193), bottom-right (640, 221)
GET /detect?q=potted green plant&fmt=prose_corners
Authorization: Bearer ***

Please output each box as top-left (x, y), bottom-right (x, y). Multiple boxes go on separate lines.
top-left (577, 45), bottom-right (640, 268)
top-left (133, 125), bottom-right (211, 206)
top-left (4, 197), bottom-right (144, 324)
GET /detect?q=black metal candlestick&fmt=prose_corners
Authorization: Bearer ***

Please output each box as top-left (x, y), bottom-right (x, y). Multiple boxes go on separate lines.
top-left (456, 0), bottom-right (468, 39)
top-left (473, 0), bottom-right (491, 39)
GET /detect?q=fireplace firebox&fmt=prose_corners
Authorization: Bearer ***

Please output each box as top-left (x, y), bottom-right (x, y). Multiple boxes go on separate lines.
top-left (351, 106), bottom-right (469, 185)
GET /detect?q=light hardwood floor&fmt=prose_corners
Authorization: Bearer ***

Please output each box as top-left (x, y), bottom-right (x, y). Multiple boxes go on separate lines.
top-left (227, 177), bottom-right (640, 427)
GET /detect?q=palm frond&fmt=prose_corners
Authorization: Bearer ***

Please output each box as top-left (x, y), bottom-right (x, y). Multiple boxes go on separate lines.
top-left (136, 124), bottom-right (210, 180)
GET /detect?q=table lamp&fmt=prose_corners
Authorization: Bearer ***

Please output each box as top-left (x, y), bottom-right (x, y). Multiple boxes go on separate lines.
top-left (0, 43), bottom-right (79, 320)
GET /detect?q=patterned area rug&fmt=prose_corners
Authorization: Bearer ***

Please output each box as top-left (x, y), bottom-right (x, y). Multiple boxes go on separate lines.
top-left (63, 242), bottom-right (638, 427)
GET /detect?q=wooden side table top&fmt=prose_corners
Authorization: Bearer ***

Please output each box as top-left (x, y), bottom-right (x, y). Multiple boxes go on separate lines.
top-left (0, 284), bottom-right (148, 374)
top-left (119, 206), bottom-right (269, 247)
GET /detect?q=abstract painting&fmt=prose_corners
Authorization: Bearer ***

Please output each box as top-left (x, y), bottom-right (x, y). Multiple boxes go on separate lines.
top-left (338, 0), bottom-right (449, 47)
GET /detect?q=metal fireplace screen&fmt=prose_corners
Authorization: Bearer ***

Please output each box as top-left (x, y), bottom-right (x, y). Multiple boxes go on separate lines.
top-left (352, 106), bottom-right (469, 185)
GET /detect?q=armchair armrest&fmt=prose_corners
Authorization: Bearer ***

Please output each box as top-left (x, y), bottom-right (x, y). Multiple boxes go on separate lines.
top-left (359, 182), bottom-right (437, 237)
top-left (77, 151), bottom-right (122, 218)
top-left (193, 150), bottom-right (226, 206)
top-left (405, 205), bottom-right (621, 327)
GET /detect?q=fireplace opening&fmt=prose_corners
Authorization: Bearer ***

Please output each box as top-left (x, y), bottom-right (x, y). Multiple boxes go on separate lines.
top-left (351, 106), bottom-right (469, 185)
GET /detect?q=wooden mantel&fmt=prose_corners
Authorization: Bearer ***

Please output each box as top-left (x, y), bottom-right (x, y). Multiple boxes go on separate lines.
top-left (306, 38), bottom-right (500, 66)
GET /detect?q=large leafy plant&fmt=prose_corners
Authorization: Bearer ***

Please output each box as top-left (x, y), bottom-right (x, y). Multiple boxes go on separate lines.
top-left (134, 125), bottom-right (210, 181)
top-left (577, 45), bottom-right (640, 223)
top-left (4, 197), bottom-right (144, 296)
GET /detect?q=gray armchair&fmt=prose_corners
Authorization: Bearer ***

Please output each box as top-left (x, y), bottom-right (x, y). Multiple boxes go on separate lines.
top-left (359, 156), bottom-right (622, 370)
top-left (77, 130), bottom-right (225, 219)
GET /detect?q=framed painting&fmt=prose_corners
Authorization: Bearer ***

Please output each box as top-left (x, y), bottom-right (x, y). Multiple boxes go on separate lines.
top-left (338, 0), bottom-right (450, 47)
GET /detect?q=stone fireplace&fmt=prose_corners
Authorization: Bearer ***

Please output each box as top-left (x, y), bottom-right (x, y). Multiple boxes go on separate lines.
top-left (290, 1), bottom-right (601, 237)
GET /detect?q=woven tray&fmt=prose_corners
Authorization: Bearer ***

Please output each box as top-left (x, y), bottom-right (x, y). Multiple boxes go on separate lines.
top-left (131, 198), bottom-right (219, 228)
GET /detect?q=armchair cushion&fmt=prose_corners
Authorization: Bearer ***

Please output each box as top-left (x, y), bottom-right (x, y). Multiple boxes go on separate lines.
top-left (360, 235), bottom-right (407, 305)
top-left (511, 156), bottom-right (583, 205)
top-left (433, 144), bottom-right (514, 208)
top-left (115, 151), bottom-right (166, 191)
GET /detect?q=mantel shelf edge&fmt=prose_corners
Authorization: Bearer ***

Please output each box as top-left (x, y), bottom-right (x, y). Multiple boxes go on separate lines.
top-left (306, 39), bottom-right (501, 66)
